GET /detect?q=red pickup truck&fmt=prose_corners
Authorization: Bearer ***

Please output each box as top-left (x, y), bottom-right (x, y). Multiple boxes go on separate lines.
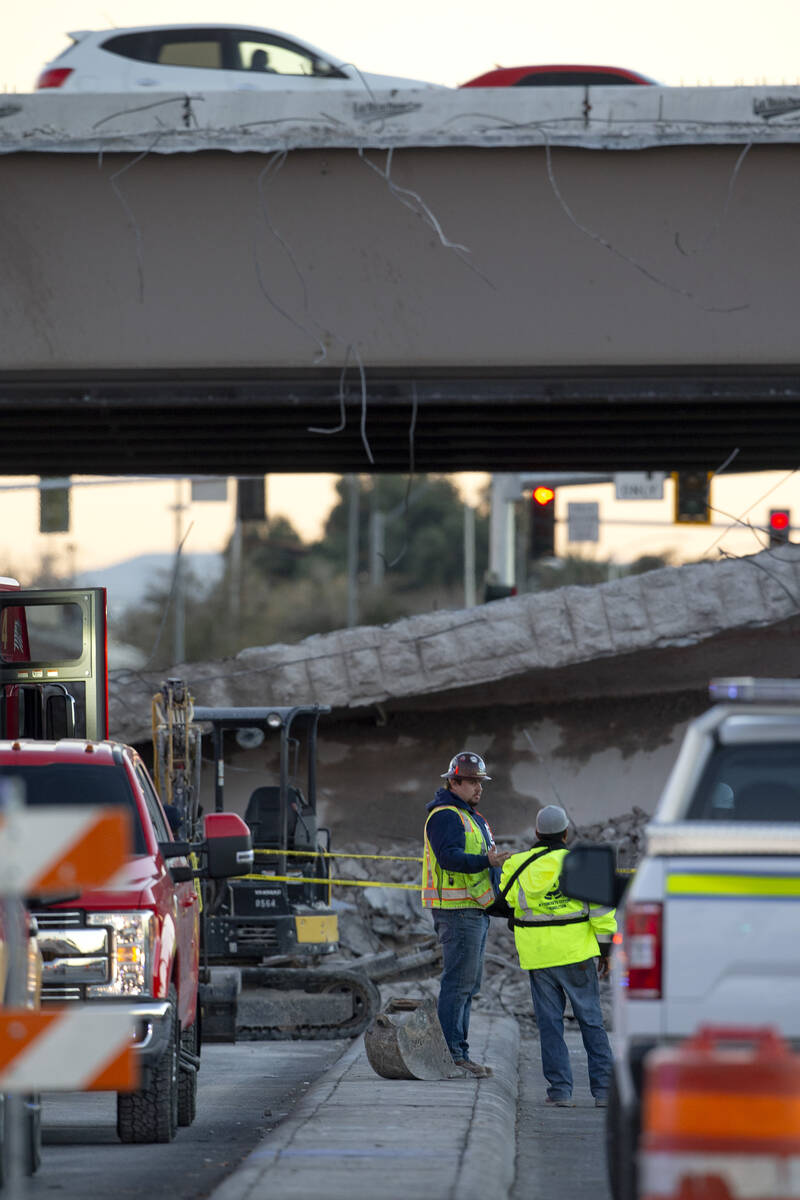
top-left (1, 737), bottom-right (251, 1144)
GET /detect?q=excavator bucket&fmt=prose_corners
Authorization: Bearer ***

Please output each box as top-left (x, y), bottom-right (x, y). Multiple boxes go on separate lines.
top-left (364, 997), bottom-right (463, 1080)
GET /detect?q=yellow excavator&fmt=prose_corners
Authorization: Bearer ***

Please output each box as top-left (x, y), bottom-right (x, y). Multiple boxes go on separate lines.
top-left (152, 680), bottom-right (380, 1041)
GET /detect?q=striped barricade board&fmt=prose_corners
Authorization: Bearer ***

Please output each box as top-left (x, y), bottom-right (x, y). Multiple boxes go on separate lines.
top-left (0, 804), bottom-right (131, 895)
top-left (0, 1006), bottom-right (138, 1092)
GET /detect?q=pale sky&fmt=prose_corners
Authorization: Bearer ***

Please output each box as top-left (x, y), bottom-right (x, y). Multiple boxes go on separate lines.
top-left (2, 472), bottom-right (799, 584)
top-left (4, 0), bottom-right (800, 93)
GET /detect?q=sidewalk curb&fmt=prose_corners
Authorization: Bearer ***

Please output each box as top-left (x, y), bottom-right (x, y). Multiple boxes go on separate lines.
top-left (210, 1013), bottom-right (520, 1200)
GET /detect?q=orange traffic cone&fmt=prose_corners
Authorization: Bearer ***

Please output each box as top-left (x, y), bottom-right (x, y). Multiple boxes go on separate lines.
top-left (640, 1027), bottom-right (800, 1200)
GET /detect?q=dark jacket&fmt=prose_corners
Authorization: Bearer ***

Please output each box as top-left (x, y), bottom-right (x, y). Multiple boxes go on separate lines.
top-left (425, 788), bottom-right (501, 895)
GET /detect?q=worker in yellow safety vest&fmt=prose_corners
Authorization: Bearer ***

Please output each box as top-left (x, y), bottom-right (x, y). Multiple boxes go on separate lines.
top-left (501, 804), bottom-right (616, 1107)
top-left (422, 751), bottom-right (510, 1078)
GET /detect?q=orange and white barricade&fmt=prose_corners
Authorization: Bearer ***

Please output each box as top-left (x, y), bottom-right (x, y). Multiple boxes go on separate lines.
top-left (640, 1026), bottom-right (800, 1200)
top-left (0, 802), bottom-right (137, 1093)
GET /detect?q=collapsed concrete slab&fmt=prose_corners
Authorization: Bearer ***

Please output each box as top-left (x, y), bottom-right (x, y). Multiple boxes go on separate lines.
top-left (109, 543), bottom-right (800, 747)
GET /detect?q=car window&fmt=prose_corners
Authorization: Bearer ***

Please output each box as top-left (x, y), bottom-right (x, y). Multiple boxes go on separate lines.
top-left (102, 32), bottom-right (158, 63)
top-left (1, 761), bottom-right (147, 853)
top-left (158, 38), bottom-right (223, 70)
top-left (103, 30), bottom-right (224, 69)
top-left (686, 745), bottom-right (800, 822)
top-left (233, 35), bottom-right (324, 76)
top-left (516, 71), bottom-right (640, 86)
top-left (134, 762), bottom-right (171, 842)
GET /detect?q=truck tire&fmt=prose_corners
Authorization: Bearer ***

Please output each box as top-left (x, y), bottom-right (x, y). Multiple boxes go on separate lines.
top-left (117, 986), bottom-right (179, 1144)
top-left (605, 1071), bottom-right (638, 1200)
top-left (177, 1021), bottom-right (198, 1127)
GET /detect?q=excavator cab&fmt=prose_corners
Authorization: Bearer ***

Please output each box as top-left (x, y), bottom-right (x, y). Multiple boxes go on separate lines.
top-left (193, 705), bottom-right (338, 963)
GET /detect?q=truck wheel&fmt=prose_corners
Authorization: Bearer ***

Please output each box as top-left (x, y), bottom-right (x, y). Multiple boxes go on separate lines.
top-left (605, 1071), bottom-right (638, 1200)
top-left (177, 1021), bottom-right (198, 1127)
top-left (117, 986), bottom-right (179, 1144)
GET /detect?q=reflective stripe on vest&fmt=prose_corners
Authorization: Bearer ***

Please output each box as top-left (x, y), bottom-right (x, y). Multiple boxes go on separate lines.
top-left (422, 805), bottom-right (494, 910)
top-left (511, 853), bottom-right (590, 928)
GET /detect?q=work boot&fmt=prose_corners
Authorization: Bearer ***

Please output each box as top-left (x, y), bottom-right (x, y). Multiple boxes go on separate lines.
top-left (453, 1059), bottom-right (493, 1078)
top-left (545, 1096), bottom-right (575, 1107)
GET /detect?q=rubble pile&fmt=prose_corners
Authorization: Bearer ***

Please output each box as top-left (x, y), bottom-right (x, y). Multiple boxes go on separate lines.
top-left (572, 805), bottom-right (652, 871)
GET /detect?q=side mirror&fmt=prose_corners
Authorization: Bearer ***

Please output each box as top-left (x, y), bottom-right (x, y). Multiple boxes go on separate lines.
top-left (560, 843), bottom-right (617, 907)
top-left (204, 812), bottom-right (254, 880)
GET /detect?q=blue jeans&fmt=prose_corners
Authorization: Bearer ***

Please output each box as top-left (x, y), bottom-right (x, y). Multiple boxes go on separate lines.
top-left (528, 958), bottom-right (613, 1100)
top-left (432, 908), bottom-right (489, 1061)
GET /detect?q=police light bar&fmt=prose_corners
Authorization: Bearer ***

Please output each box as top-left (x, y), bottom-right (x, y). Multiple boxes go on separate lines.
top-left (709, 677), bottom-right (800, 704)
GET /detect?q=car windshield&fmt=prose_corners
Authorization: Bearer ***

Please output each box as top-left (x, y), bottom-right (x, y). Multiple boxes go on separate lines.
top-left (686, 744), bottom-right (800, 822)
top-left (0, 762), bottom-right (146, 853)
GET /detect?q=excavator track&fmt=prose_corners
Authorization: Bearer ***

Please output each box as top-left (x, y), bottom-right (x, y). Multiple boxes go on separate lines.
top-left (233, 967), bottom-right (381, 1041)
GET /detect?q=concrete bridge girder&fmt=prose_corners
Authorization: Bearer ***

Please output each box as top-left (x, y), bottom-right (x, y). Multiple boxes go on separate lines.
top-left (3, 86), bottom-right (800, 473)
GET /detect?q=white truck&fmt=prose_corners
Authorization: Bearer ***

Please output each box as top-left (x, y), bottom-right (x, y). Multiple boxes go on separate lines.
top-left (563, 678), bottom-right (800, 1200)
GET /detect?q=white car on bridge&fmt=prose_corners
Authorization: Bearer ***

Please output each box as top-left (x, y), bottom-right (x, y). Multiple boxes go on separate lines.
top-left (35, 24), bottom-right (444, 93)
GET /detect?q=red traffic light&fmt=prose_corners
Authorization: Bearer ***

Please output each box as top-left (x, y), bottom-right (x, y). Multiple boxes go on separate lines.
top-left (769, 508), bottom-right (791, 548)
top-left (532, 486), bottom-right (555, 507)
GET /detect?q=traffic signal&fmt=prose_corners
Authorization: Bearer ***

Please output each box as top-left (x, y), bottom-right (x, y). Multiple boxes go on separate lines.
top-left (39, 477), bottom-right (71, 533)
top-left (769, 508), bottom-right (791, 548)
top-left (531, 485), bottom-right (556, 559)
top-left (673, 471), bottom-right (711, 524)
top-left (236, 477), bottom-right (266, 522)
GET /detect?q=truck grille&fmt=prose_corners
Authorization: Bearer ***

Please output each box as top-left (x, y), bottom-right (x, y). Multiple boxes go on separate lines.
top-left (41, 986), bottom-right (82, 1002)
top-left (31, 910), bottom-right (83, 928)
top-left (33, 918), bottom-right (109, 990)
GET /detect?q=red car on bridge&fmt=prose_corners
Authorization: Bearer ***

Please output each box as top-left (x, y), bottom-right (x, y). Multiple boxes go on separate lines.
top-left (460, 64), bottom-right (657, 87)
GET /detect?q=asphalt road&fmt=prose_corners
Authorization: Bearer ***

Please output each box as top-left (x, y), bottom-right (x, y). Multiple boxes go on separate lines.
top-left (21, 1038), bottom-right (348, 1200)
top-left (511, 1030), bottom-right (612, 1200)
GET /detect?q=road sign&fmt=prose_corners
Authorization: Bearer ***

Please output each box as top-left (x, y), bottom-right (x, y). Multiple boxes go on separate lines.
top-left (0, 1007), bottom-right (137, 1092)
top-left (614, 472), bottom-right (666, 500)
top-left (567, 502), bottom-right (599, 543)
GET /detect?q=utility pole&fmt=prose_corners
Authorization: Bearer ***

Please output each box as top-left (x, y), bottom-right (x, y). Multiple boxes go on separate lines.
top-left (172, 479), bottom-right (186, 664)
top-left (464, 504), bottom-right (476, 606)
top-left (370, 505), bottom-right (385, 589)
top-left (347, 475), bottom-right (360, 628)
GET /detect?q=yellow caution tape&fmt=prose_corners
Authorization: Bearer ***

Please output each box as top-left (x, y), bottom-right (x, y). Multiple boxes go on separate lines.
top-left (238, 873), bottom-right (421, 891)
top-left (253, 848), bottom-right (423, 863)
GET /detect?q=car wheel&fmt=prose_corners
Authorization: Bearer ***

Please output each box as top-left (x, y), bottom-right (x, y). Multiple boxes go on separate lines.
top-left (117, 985), bottom-right (179, 1144)
top-left (177, 1020), bottom-right (198, 1127)
top-left (606, 1070), bottom-right (638, 1200)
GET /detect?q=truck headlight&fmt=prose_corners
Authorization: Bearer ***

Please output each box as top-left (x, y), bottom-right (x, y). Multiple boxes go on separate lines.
top-left (85, 911), bottom-right (155, 998)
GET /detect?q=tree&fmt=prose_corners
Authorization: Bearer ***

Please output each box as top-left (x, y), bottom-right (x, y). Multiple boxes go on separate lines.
top-left (311, 475), bottom-right (489, 590)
